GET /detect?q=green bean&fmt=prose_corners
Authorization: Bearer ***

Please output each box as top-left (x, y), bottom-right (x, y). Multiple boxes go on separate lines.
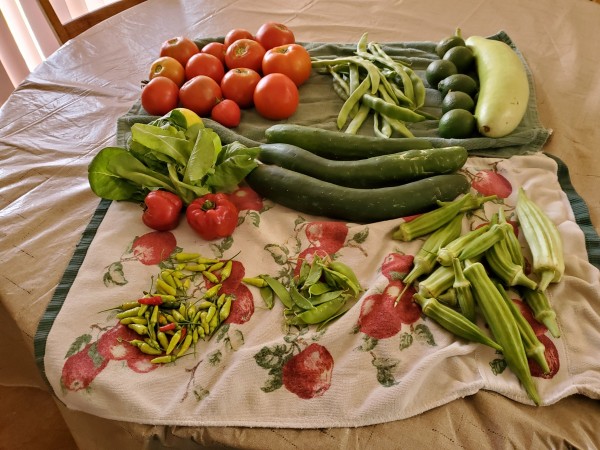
top-left (288, 295), bottom-right (346, 325)
top-left (362, 94), bottom-right (426, 123)
top-left (337, 76), bottom-right (371, 129)
top-left (345, 102), bottom-right (370, 135)
top-left (261, 275), bottom-right (293, 309)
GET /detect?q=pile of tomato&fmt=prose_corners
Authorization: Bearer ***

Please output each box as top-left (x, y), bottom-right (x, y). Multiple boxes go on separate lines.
top-left (141, 22), bottom-right (312, 127)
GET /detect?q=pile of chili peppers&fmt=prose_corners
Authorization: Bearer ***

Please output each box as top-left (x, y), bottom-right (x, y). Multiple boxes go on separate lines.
top-left (111, 251), bottom-right (248, 364)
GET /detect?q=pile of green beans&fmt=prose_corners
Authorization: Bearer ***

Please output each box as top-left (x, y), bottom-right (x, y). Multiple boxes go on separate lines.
top-left (250, 254), bottom-right (362, 330)
top-left (108, 252), bottom-right (241, 364)
top-left (311, 32), bottom-right (432, 138)
top-left (394, 198), bottom-right (563, 405)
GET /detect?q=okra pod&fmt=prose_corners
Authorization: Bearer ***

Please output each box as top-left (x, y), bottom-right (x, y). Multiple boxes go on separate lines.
top-left (496, 283), bottom-right (550, 374)
top-left (414, 293), bottom-right (502, 352)
top-left (485, 230), bottom-right (538, 290)
top-left (457, 223), bottom-right (506, 262)
top-left (451, 258), bottom-right (476, 322)
top-left (403, 214), bottom-right (464, 288)
top-left (437, 223), bottom-right (490, 266)
top-left (516, 188), bottom-right (565, 291)
top-left (463, 261), bottom-right (541, 405)
top-left (393, 193), bottom-right (493, 242)
top-left (520, 287), bottom-right (561, 338)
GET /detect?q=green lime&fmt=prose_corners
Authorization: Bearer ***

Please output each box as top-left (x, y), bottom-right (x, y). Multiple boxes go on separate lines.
top-left (425, 59), bottom-right (458, 89)
top-left (442, 46), bottom-right (474, 73)
top-left (435, 28), bottom-right (466, 58)
top-left (437, 74), bottom-right (478, 97)
top-left (441, 91), bottom-right (475, 114)
top-left (438, 109), bottom-right (476, 139)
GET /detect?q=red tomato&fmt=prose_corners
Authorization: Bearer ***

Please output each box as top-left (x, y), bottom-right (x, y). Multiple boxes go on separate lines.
top-left (202, 41), bottom-right (227, 65)
top-left (211, 99), bottom-right (241, 128)
top-left (224, 39), bottom-right (266, 72)
top-left (185, 53), bottom-right (225, 83)
top-left (262, 44), bottom-right (312, 86)
top-left (255, 22), bottom-right (295, 50)
top-left (220, 68), bottom-right (261, 108)
top-left (253, 73), bottom-right (299, 120)
top-left (179, 75), bottom-right (222, 116)
top-left (224, 28), bottom-right (254, 48)
top-left (159, 36), bottom-right (199, 66)
top-left (141, 76), bottom-right (179, 116)
top-left (148, 56), bottom-right (185, 87)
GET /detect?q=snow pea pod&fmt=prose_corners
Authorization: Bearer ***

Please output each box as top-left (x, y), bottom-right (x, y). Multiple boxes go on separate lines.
top-left (288, 296), bottom-right (346, 325)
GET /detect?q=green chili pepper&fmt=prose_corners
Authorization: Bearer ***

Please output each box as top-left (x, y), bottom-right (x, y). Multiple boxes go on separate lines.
top-left (186, 263), bottom-right (207, 272)
top-left (166, 329), bottom-right (182, 355)
top-left (202, 283), bottom-right (223, 298)
top-left (202, 271), bottom-right (220, 284)
top-left (242, 276), bottom-right (268, 288)
top-left (157, 331), bottom-right (170, 350)
top-left (116, 306), bottom-right (143, 319)
top-left (156, 278), bottom-right (177, 296)
top-left (220, 260), bottom-right (233, 281)
top-left (128, 323), bottom-right (148, 335)
top-left (119, 317), bottom-right (148, 325)
top-left (176, 334), bottom-right (194, 357)
top-left (151, 355), bottom-right (178, 364)
top-left (174, 252), bottom-right (200, 262)
top-left (219, 296), bottom-right (233, 322)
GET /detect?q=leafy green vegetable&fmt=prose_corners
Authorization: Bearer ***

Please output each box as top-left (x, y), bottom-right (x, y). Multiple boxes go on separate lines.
top-left (87, 112), bottom-right (259, 205)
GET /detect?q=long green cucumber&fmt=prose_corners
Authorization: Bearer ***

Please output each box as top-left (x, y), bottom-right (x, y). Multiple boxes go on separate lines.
top-left (245, 164), bottom-right (470, 223)
top-left (264, 124), bottom-right (433, 160)
top-left (258, 143), bottom-right (467, 188)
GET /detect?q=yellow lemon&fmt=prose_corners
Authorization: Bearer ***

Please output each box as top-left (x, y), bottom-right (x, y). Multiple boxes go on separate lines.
top-left (169, 107), bottom-right (203, 129)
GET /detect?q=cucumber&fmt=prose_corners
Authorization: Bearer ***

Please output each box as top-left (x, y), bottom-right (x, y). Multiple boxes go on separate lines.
top-left (465, 36), bottom-right (529, 138)
top-left (264, 124), bottom-right (433, 160)
top-left (258, 143), bottom-right (468, 188)
top-left (245, 164), bottom-right (470, 223)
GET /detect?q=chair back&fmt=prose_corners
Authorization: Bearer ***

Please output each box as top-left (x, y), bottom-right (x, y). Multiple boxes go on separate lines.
top-left (38, 0), bottom-right (147, 44)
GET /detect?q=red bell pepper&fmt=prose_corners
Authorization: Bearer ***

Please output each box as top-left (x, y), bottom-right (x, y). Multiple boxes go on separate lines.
top-left (142, 190), bottom-right (183, 231)
top-left (186, 193), bottom-right (239, 240)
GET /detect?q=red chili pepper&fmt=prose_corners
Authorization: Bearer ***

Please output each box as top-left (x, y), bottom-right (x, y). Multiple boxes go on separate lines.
top-left (138, 295), bottom-right (164, 305)
top-left (142, 190), bottom-right (183, 231)
top-left (159, 322), bottom-right (177, 332)
top-left (186, 193), bottom-right (239, 240)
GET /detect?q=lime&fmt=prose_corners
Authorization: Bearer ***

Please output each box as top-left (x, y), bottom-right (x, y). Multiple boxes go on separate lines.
top-left (435, 28), bottom-right (466, 58)
top-left (438, 74), bottom-right (478, 97)
top-left (441, 91), bottom-right (475, 114)
top-left (438, 109), bottom-right (476, 139)
top-left (425, 59), bottom-right (458, 89)
top-left (442, 46), bottom-right (474, 73)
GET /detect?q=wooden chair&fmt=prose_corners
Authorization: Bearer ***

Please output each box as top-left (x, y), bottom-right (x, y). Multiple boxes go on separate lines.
top-left (38, 0), bottom-right (147, 44)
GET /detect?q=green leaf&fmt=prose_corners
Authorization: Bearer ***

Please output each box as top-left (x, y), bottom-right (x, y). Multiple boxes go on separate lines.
top-left (88, 147), bottom-right (147, 201)
top-left (184, 128), bottom-right (220, 184)
top-left (351, 228), bottom-right (369, 244)
top-left (130, 123), bottom-right (191, 166)
top-left (414, 323), bottom-right (437, 346)
top-left (490, 358), bottom-right (507, 375)
top-left (65, 334), bottom-right (92, 358)
top-left (399, 332), bottom-right (413, 350)
top-left (254, 344), bottom-right (290, 369)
